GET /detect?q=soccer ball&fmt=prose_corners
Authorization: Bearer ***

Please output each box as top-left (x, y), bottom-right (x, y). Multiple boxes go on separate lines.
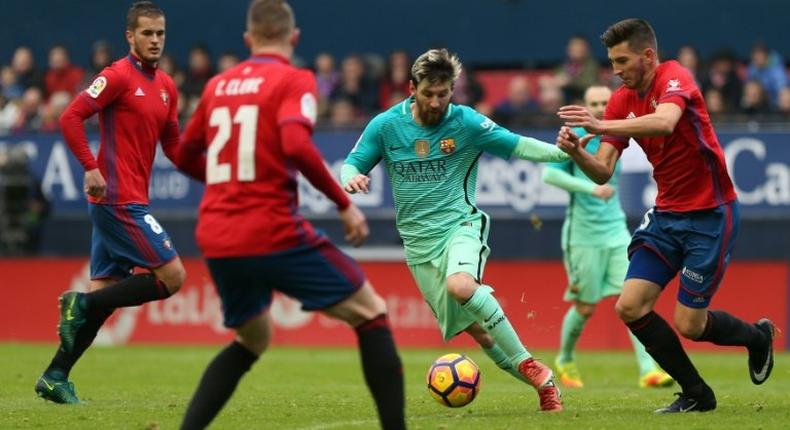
top-left (426, 353), bottom-right (481, 408)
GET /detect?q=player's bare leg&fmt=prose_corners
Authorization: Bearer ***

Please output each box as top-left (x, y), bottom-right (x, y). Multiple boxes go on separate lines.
top-left (181, 313), bottom-right (269, 430)
top-left (448, 273), bottom-right (561, 412)
top-left (323, 281), bottom-right (406, 430)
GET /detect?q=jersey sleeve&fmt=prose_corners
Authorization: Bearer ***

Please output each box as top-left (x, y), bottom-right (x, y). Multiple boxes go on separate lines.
top-left (277, 69), bottom-right (318, 131)
top-left (461, 106), bottom-right (519, 159)
top-left (176, 91), bottom-right (209, 182)
top-left (159, 77), bottom-right (181, 164)
top-left (655, 62), bottom-right (694, 111)
top-left (601, 91), bottom-right (629, 154)
top-left (343, 114), bottom-right (385, 175)
top-left (59, 67), bottom-right (127, 171)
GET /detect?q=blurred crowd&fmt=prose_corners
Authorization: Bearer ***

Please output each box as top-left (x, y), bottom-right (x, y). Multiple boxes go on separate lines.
top-left (1, 37), bottom-right (789, 135)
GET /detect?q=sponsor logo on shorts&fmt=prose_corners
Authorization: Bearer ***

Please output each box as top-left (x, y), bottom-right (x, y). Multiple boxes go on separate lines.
top-left (682, 267), bottom-right (704, 283)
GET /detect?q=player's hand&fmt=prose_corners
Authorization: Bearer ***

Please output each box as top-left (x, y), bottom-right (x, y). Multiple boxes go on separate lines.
top-left (556, 126), bottom-right (596, 155)
top-left (84, 168), bottom-right (107, 200)
top-left (558, 105), bottom-right (604, 134)
top-left (339, 203), bottom-right (369, 247)
top-left (344, 174), bottom-right (371, 194)
top-left (592, 184), bottom-right (615, 201)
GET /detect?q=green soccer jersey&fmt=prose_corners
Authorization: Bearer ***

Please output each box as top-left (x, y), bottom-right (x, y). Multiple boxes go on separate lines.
top-left (544, 127), bottom-right (631, 249)
top-left (344, 98), bottom-right (519, 265)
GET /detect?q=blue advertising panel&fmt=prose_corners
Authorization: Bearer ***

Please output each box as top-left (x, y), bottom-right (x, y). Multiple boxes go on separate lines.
top-left (1, 130), bottom-right (788, 219)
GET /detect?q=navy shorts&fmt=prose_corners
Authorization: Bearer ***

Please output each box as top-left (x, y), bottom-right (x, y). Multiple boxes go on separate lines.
top-left (206, 237), bottom-right (365, 328)
top-left (626, 201), bottom-right (739, 308)
top-left (89, 204), bottom-right (178, 280)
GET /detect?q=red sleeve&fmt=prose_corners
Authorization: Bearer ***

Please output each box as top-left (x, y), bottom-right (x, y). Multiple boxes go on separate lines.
top-left (601, 90), bottom-right (629, 154)
top-left (656, 62), bottom-right (693, 110)
top-left (281, 122), bottom-right (350, 210)
top-left (174, 96), bottom-right (208, 182)
top-left (59, 68), bottom-right (125, 171)
top-left (160, 80), bottom-right (182, 164)
top-left (277, 69), bottom-right (318, 130)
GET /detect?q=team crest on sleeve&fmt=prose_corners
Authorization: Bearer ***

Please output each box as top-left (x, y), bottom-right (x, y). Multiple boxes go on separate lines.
top-left (666, 78), bottom-right (682, 92)
top-left (440, 138), bottom-right (456, 155)
top-left (86, 76), bottom-right (107, 98)
top-left (415, 139), bottom-right (430, 158)
top-left (160, 89), bottom-right (169, 105)
top-left (301, 93), bottom-right (317, 124)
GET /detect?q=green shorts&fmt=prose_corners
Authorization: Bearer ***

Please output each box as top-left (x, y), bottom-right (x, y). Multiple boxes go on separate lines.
top-left (408, 221), bottom-right (491, 341)
top-left (562, 244), bottom-right (627, 304)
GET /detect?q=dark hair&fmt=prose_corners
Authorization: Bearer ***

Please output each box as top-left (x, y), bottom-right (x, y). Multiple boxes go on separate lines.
top-left (127, 1), bottom-right (164, 31)
top-left (247, 0), bottom-right (294, 42)
top-left (600, 18), bottom-right (657, 52)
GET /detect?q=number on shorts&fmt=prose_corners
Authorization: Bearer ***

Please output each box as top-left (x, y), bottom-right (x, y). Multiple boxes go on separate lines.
top-left (143, 214), bottom-right (164, 234)
top-left (206, 105), bottom-right (259, 184)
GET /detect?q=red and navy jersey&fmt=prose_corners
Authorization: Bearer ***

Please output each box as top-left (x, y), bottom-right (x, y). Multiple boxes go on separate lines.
top-left (180, 53), bottom-right (350, 258)
top-left (603, 60), bottom-right (736, 212)
top-left (60, 54), bottom-right (180, 205)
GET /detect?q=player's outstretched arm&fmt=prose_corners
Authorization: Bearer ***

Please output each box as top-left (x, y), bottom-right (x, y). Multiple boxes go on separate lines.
top-left (558, 103), bottom-right (682, 137)
top-left (556, 126), bottom-right (618, 184)
top-left (511, 136), bottom-right (569, 162)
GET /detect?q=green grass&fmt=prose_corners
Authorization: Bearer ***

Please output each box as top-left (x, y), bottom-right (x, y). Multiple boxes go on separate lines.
top-left (1, 343), bottom-right (788, 429)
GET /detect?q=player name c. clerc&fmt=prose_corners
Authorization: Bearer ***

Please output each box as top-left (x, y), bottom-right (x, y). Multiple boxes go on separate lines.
top-left (214, 77), bottom-right (264, 96)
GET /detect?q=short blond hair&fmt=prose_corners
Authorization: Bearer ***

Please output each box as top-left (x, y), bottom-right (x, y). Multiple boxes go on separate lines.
top-left (411, 48), bottom-right (462, 86)
top-left (247, 0), bottom-right (294, 42)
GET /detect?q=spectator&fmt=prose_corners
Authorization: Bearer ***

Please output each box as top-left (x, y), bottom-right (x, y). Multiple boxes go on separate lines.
top-left (538, 75), bottom-right (564, 116)
top-left (329, 97), bottom-right (362, 128)
top-left (554, 35), bottom-right (600, 104)
top-left (1, 65), bottom-right (24, 100)
top-left (314, 52), bottom-right (339, 119)
top-left (451, 68), bottom-right (486, 111)
top-left (157, 53), bottom-right (185, 88)
top-left (0, 93), bottom-right (20, 135)
top-left (87, 40), bottom-right (113, 77)
top-left (747, 43), bottom-right (788, 108)
top-left (704, 88), bottom-right (727, 118)
top-left (741, 80), bottom-right (771, 115)
top-left (44, 45), bottom-right (84, 100)
top-left (10, 46), bottom-right (44, 92)
top-left (378, 50), bottom-right (411, 109)
top-left (181, 44), bottom-right (214, 99)
top-left (492, 75), bottom-right (538, 126)
top-left (12, 87), bottom-right (43, 132)
top-left (778, 87), bottom-right (790, 118)
top-left (40, 91), bottom-right (72, 133)
top-left (330, 54), bottom-right (379, 116)
top-left (676, 45), bottom-right (702, 84)
top-left (702, 52), bottom-right (743, 113)
top-left (217, 51), bottom-right (240, 73)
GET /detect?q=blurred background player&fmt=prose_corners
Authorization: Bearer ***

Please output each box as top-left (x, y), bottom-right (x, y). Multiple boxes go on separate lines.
top-left (557, 18), bottom-right (775, 413)
top-left (35, 1), bottom-right (199, 404)
top-left (173, 1), bottom-right (405, 429)
top-left (342, 48), bottom-right (568, 413)
top-left (542, 85), bottom-right (673, 389)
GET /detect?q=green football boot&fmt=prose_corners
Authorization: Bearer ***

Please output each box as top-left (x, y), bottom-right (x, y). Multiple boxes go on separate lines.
top-left (58, 291), bottom-right (87, 354)
top-left (35, 374), bottom-right (82, 404)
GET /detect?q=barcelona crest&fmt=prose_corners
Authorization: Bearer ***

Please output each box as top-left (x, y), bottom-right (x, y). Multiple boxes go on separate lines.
top-left (440, 138), bottom-right (456, 155)
top-left (415, 139), bottom-right (430, 158)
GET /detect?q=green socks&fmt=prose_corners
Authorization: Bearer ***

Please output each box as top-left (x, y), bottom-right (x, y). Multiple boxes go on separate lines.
top-left (483, 344), bottom-right (530, 383)
top-left (629, 331), bottom-right (659, 376)
top-left (558, 306), bottom-right (588, 364)
top-left (461, 286), bottom-right (530, 367)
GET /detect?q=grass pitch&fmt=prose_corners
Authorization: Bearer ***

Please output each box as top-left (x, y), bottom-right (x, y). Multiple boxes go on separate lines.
top-left (1, 343), bottom-right (788, 429)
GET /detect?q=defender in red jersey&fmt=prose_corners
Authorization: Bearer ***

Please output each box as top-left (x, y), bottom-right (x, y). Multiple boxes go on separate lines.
top-left (174, 2), bottom-right (405, 429)
top-left (35, 2), bottom-right (195, 405)
top-left (557, 18), bottom-right (775, 414)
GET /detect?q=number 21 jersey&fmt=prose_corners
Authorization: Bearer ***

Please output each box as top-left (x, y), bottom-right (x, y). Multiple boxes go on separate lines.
top-left (181, 53), bottom-right (321, 258)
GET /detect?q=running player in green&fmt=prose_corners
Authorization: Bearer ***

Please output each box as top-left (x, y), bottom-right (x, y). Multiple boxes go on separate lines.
top-left (342, 48), bottom-right (566, 412)
top-left (542, 85), bottom-right (673, 389)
